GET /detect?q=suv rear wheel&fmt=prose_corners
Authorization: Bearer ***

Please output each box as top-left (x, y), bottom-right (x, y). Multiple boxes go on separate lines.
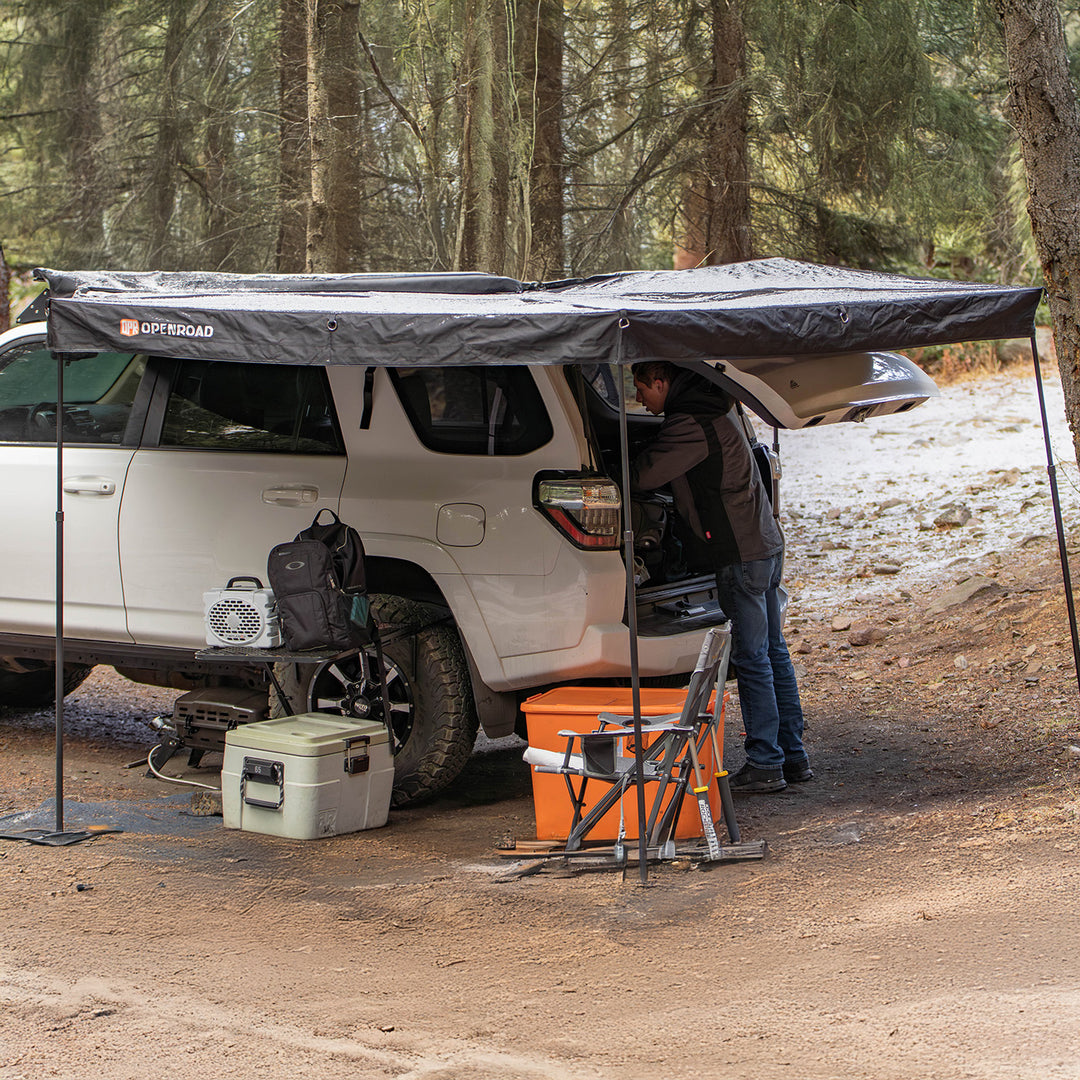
top-left (271, 595), bottom-right (479, 807)
top-left (0, 662), bottom-right (94, 708)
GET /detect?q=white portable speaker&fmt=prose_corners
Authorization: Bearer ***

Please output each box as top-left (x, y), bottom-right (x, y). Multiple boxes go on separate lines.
top-left (203, 576), bottom-right (283, 648)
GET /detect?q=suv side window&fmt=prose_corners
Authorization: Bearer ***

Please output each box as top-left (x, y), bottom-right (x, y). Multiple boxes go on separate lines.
top-left (390, 366), bottom-right (552, 455)
top-left (0, 343), bottom-right (145, 444)
top-left (160, 359), bottom-right (344, 454)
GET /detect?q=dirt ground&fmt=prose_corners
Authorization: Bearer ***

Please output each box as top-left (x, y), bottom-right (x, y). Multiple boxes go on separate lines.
top-left (4, 366), bottom-right (1080, 1079)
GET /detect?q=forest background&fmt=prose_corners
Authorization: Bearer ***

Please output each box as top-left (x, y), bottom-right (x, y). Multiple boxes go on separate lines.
top-left (1, 0), bottom-right (1079, 428)
top-left (0, 0), bottom-right (1053, 289)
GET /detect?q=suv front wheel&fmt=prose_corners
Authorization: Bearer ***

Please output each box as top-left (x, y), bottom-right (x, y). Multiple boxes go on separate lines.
top-left (270, 595), bottom-right (479, 807)
top-left (0, 661), bottom-right (94, 708)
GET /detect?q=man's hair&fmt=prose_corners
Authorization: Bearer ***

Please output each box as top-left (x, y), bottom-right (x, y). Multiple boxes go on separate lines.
top-left (631, 360), bottom-right (680, 384)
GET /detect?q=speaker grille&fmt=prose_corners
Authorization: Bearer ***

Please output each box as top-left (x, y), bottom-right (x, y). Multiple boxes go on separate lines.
top-left (207, 598), bottom-right (265, 645)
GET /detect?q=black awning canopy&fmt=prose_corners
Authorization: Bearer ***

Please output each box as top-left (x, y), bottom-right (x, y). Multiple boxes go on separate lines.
top-left (37, 258), bottom-right (1043, 368)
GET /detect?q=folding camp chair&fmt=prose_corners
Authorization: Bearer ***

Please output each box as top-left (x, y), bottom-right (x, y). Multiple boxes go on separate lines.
top-left (525, 624), bottom-right (742, 863)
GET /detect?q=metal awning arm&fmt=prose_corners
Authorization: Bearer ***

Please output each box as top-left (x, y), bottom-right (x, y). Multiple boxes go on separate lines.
top-left (1030, 332), bottom-right (1080, 703)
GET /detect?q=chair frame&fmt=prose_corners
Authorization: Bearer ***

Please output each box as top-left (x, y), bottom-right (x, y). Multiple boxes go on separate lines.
top-left (538, 624), bottom-right (739, 861)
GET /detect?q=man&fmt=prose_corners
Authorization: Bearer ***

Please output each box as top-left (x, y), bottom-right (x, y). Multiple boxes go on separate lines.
top-left (630, 360), bottom-right (811, 793)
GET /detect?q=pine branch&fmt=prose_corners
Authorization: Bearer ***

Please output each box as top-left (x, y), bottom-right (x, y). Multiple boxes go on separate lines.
top-left (357, 27), bottom-right (438, 178)
top-left (0, 109), bottom-right (61, 121)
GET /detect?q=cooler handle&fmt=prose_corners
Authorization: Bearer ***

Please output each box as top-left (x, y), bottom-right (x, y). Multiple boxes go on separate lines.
top-left (240, 757), bottom-right (284, 809)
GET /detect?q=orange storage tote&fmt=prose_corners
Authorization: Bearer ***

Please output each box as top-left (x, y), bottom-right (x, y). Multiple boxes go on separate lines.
top-left (520, 685), bottom-right (726, 842)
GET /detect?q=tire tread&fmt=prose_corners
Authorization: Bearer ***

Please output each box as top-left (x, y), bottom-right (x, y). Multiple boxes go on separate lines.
top-left (270, 594), bottom-right (478, 807)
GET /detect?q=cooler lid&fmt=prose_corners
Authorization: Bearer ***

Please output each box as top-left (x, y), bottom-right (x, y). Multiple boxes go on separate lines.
top-left (225, 713), bottom-right (390, 756)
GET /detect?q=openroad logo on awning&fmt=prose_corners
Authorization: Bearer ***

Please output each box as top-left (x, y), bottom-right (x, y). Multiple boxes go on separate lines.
top-left (119, 318), bottom-right (214, 338)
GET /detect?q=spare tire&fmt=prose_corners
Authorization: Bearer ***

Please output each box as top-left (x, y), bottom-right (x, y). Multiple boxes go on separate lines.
top-left (271, 595), bottom-right (479, 806)
top-left (0, 662), bottom-right (94, 708)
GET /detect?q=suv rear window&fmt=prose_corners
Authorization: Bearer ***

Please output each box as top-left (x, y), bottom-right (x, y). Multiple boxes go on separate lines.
top-left (390, 366), bottom-right (552, 455)
top-left (160, 359), bottom-right (343, 454)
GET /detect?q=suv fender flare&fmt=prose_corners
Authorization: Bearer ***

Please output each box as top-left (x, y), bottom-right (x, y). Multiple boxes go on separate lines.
top-left (360, 535), bottom-right (507, 690)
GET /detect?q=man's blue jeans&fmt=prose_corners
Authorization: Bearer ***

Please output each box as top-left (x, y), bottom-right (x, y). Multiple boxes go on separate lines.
top-left (715, 553), bottom-right (806, 771)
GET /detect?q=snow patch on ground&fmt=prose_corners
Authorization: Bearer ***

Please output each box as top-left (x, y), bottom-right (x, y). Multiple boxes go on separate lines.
top-left (775, 368), bottom-right (1079, 615)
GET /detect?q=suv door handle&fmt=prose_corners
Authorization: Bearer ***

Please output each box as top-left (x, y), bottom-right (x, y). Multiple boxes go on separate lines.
top-left (63, 476), bottom-right (117, 496)
top-left (262, 485), bottom-right (319, 506)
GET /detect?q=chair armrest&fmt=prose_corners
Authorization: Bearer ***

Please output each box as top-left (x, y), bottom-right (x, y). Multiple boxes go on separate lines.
top-left (590, 722), bottom-right (695, 737)
top-left (523, 745), bottom-right (585, 773)
top-left (596, 711), bottom-right (682, 729)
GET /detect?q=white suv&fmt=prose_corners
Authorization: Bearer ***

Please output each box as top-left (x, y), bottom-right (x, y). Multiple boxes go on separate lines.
top-left (0, 290), bottom-right (936, 803)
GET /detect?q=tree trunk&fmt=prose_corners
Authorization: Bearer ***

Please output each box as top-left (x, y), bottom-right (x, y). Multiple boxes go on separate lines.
top-left (202, 5), bottom-right (234, 270)
top-left (676, 0), bottom-right (752, 268)
top-left (996, 0), bottom-right (1080, 465)
top-left (278, 0), bottom-right (308, 272)
top-left (517, 0), bottom-right (564, 279)
top-left (603, 0), bottom-right (635, 274)
top-left (324, 0), bottom-right (364, 270)
top-left (61, 1), bottom-right (110, 262)
top-left (305, 0), bottom-right (332, 272)
top-left (150, 0), bottom-right (195, 267)
top-left (456, 0), bottom-right (510, 274)
top-left (0, 244), bottom-right (10, 334)
top-left (305, 0), bottom-right (363, 273)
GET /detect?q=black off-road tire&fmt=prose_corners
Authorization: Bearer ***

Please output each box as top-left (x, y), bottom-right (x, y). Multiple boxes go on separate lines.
top-left (271, 595), bottom-right (479, 807)
top-left (0, 662), bottom-right (94, 708)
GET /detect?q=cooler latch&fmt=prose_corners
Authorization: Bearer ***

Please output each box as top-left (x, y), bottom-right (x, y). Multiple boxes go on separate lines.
top-left (343, 735), bottom-right (371, 775)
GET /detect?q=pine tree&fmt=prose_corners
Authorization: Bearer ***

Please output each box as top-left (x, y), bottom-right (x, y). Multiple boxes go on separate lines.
top-left (996, 0), bottom-right (1080, 466)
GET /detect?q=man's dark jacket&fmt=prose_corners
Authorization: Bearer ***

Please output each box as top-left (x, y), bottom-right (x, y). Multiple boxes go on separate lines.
top-left (631, 369), bottom-right (782, 567)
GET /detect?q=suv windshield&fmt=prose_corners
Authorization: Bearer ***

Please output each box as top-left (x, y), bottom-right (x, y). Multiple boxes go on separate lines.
top-left (0, 344), bottom-right (145, 444)
top-left (0, 345), bottom-right (140, 406)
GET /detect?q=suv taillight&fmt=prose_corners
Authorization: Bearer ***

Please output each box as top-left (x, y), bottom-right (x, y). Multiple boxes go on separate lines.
top-left (534, 473), bottom-right (621, 550)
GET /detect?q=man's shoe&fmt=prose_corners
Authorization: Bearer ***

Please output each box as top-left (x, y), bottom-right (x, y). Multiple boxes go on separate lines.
top-left (729, 762), bottom-right (787, 794)
top-left (783, 759), bottom-right (814, 783)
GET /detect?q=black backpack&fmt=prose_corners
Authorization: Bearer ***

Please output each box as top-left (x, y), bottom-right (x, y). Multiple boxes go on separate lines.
top-left (267, 509), bottom-right (370, 652)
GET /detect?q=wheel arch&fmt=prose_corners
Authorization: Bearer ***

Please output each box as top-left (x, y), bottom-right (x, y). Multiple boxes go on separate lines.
top-left (365, 556), bottom-right (445, 607)
top-left (365, 558), bottom-right (518, 738)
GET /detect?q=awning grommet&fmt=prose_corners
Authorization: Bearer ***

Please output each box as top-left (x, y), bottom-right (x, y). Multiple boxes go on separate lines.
top-left (327, 318), bottom-right (338, 331)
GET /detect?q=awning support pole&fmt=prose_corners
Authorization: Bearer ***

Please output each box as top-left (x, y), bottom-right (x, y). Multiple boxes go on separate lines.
top-left (615, 318), bottom-right (649, 884)
top-left (1031, 332), bottom-right (1080, 702)
top-left (54, 351), bottom-right (65, 833)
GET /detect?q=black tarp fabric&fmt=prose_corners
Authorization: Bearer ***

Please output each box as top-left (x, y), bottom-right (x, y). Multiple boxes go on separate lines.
top-left (37, 259), bottom-right (1043, 368)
